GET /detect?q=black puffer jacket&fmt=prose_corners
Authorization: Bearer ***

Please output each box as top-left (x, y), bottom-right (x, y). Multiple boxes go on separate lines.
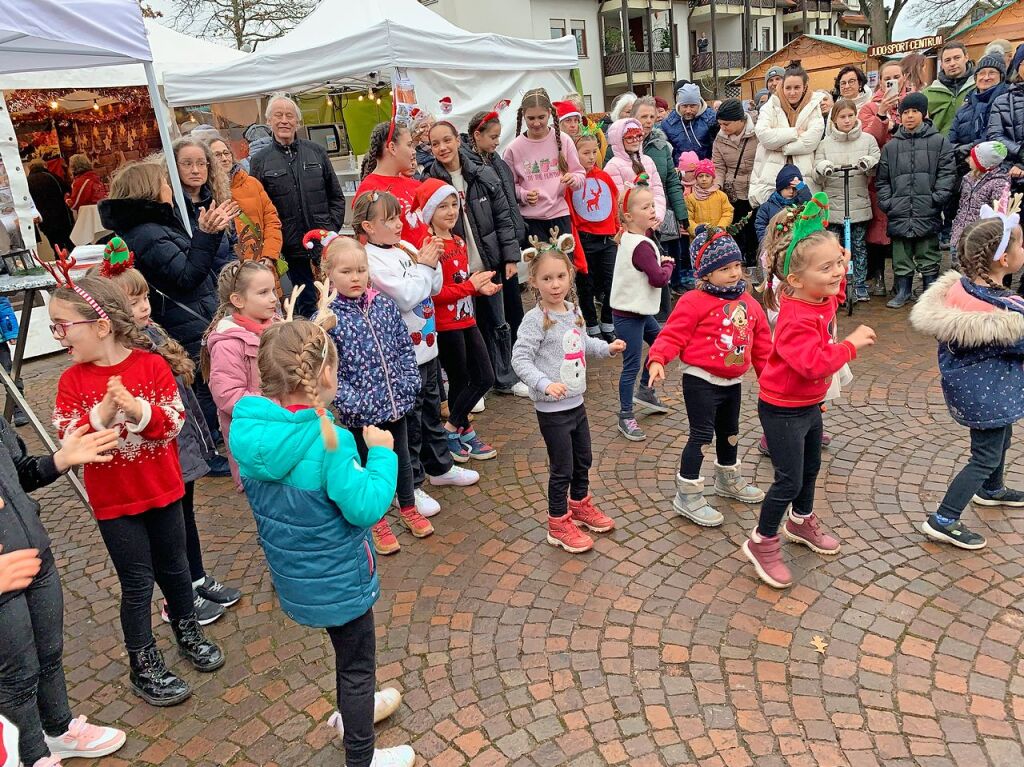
top-left (426, 147), bottom-right (521, 267)
top-left (99, 197), bottom-right (219, 358)
top-left (0, 416), bottom-right (62, 608)
top-left (464, 137), bottom-right (528, 246)
top-left (876, 121), bottom-right (957, 239)
top-left (183, 184), bottom-right (234, 275)
top-left (249, 138), bottom-right (345, 256)
top-left (987, 83), bottom-right (1024, 190)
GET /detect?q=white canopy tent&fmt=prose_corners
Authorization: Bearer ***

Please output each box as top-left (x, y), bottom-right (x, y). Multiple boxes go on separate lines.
top-left (163, 0), bottom-right (579, 145)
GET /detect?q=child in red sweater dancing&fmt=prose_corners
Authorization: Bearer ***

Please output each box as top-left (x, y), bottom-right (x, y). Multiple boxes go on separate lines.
top-left (568, 132), bottom-right (619, 340)
top-left (743, 195), bottom-right (875, 588)
top-left (648, 227), bottom-right (771, 526)
top-left (49, 268), bottom-right (224, 706)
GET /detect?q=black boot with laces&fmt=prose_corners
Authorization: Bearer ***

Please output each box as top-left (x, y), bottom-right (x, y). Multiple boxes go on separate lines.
top-left (171, 615), bottom-right (225, 672)
top-left (128, 641), bottom-right (191, 706)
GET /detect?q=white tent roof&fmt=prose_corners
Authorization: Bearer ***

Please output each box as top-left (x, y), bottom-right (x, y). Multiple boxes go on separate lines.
top-left (0, 18), bottom-right (246, 90)
top-left (0, 0), bottom-right (151, 74)
top-left (164, 0), bottom-right (578, 106)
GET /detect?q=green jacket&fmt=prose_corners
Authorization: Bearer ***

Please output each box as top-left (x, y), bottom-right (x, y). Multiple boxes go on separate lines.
top-left (923, 73), bottom-right (977, 136)
top-left (643, 128), bottom-right (688, 223)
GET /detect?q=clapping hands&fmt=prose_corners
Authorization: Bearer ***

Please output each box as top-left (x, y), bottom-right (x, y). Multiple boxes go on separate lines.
top-left (98, 376), bottom-right (142, 426)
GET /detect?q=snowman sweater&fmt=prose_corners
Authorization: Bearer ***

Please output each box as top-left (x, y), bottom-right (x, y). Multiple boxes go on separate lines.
top-left (365, 240), bottom-right (442, 365)
top-left (53, 350), bottom-right (185, 520)
top-left (511, 302), bottom-right (612, 413)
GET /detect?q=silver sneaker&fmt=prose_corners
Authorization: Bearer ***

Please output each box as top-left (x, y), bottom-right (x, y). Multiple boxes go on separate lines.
top-left (712, 462), bottom-right (765, 503)
top-left (672, 475), bottom-right (724, 527)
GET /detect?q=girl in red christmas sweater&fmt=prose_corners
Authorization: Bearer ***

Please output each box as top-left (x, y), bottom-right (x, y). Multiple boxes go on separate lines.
top-left (742, 195), bottom-right (876, 589)
top-left (49, 273), bottom-right (224, 707)
top-left (567, 132), bottom-right (619, 341)
top-left (414, 179), bottom-right (500, 462)
top-left (648, 227), bottom-right (771, 528)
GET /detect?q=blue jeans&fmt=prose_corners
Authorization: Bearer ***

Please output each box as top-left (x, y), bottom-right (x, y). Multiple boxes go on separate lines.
top-left (828, 222), bottom-right (867, 291)
top-left (613, 314), bottom-right (661, 416)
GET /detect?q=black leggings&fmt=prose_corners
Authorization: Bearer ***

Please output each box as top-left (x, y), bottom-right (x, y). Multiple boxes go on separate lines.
top-left (537, 405), bottom-right (593, 517)
top-left (577, 232), bottom-right (617, 327)
top-left (757, 401), bottom-right (823, 537)
top-left (680, 375), bottom-right (741, 478)
top-left (438, 325), bottom-right (495, 430)
top-left (867, 242), bottom-right (889, 281)
top-left (350, 416), bottom-right (415, 509)
top-left (181, 481), bottom-right (205, 583)
top-left (327, 609), bottom-right (377, 767)
top-left (96, 500), bottom-right (195, 651)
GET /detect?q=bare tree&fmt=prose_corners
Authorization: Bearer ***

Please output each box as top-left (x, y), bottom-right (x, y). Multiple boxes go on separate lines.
top-left (169, 0), bottom-right (316, 50)
top-left (137, 0), bottom-right (162, 18)
top-left (860, 0), bottom-right (997, 46)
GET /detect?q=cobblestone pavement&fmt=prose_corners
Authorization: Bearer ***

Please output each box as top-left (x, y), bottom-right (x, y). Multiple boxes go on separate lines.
top-left (19, 296), bottom-right (1024, 767)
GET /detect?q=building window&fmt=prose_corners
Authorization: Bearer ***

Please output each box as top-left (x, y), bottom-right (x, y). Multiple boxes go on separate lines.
top-left (583, 95), bottom-right (593, 113)
top-left (673, 23), bottom-right (679, 53)
top-left (761, 27), bottom-right (771, 52)
top-left (571, 20), bottom-right (588, 57)
top-left (550, 19), bottom-right (566, 40)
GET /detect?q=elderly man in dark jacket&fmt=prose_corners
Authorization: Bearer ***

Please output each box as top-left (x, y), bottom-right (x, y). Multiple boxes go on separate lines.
top-left (877, 92), bottom-right (957, 308)
top-left (250, 93), bottom-right (345, 317)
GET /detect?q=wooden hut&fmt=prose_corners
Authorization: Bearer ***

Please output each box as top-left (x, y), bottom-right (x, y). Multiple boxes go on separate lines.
top-left (946, 0), bottom-right (1024, 63)
top-left (732, 34), bottom-right (872, 99)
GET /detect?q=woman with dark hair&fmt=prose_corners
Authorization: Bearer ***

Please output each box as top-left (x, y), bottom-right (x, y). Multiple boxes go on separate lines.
top-left (834, 65), bottom-right (870, 110)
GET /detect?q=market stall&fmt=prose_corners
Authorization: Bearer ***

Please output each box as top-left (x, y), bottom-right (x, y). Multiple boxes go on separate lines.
top-left (733, 34), bottom-right (876, 99)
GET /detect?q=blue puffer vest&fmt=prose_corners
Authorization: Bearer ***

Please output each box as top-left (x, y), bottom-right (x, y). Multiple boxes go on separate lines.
top-left (328, 289), bottom-right (421, 427)
top-left (230, 397), bottom-right (398, 628)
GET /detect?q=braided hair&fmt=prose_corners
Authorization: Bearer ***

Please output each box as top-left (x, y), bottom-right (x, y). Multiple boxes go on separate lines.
top-left (200, 260), bottom-right (275, 380)
top-left (958, 218), bottom-right (1015, 290)
top-left (468, 110), bottom-right (501, 161)
top-left (516, 88), bottom-right (568, 173)
top-left (360, 121), bottom-right (412, 180)
top-left (760, 226), bottom-right (837, 312)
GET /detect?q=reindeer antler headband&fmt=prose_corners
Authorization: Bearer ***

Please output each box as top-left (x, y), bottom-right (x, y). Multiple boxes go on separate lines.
top-left (41, 246), bottom-right (110, 322)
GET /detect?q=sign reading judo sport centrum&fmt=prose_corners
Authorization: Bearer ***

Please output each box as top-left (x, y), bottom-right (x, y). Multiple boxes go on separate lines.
top-left (867, 36), bottom-right (944, 58)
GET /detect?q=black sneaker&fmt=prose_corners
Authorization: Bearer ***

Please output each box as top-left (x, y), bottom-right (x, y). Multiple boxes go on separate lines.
top-left (972, 487), bottom-right (1024, 507)
top-left (634, 385), bottom-right (669, 414)
top-left (206, 454), bottom-right (231, 477)
top-left (921, 515), bottom-right (987, 550)
top-left (161, 593), bottom-right (225, 626)
top-left (195, 576), bottom-right (242, 607)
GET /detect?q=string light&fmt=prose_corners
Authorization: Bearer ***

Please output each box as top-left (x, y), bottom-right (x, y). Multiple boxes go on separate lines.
top-left (49, 100), bottom-right (58, 110)
top-left (92, 99), bottom-right (99, 111)
top-left (358, 93), bottom-right (364, 101)
top-left (375, 97), bottom-right (381, 104)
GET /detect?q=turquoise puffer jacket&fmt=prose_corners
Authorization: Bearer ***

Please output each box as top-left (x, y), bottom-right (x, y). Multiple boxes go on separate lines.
top-left (230, 396), bottom-right (398, 628)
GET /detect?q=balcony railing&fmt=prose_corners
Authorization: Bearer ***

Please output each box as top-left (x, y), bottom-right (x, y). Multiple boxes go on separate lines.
top-left (689, 0), bottom-right (780, 10)
top-left (603, 51), bottom-right (675, 76)
top-left (691, 50), bottom-right (771, 73)
top-left (783, 0), bottom-right (832, 13)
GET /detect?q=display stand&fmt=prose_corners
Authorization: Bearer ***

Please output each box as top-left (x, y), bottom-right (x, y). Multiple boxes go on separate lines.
top-left (0, 271), bottom-right (90, 510)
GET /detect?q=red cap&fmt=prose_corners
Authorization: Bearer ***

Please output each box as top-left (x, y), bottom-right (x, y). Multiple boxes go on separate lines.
top-left (554, 100), bottom-right (582, 122)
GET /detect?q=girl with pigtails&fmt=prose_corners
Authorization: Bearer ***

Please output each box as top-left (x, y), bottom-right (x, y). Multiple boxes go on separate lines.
top-left (229, 281), bottom-right (415, 767)
top-left (512, 234), bottom-right (625, 555)
top-left (502, 88), bottom-right (586, 243)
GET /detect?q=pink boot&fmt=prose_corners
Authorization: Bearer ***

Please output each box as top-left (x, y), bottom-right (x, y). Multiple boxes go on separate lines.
top-left (783, 510), bottom-right (840, 554)
top-left (742, 529), bottom-right (792, 588)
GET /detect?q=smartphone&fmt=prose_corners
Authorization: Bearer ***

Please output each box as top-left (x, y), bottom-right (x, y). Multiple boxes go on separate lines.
top-left (885, 79), bottom-right (899, 97)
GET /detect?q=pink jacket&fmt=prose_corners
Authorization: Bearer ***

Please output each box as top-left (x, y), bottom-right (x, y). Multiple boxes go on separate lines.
top-left (206, 316), bottom-right (262, 489)
top-left (604, 119), bottom-right (666, 225)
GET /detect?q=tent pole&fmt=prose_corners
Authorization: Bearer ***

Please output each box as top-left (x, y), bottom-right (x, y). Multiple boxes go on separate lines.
top-left (0, 91), bottom-right (38, 251)
top-left (144, 62), bottom-right (191, 235)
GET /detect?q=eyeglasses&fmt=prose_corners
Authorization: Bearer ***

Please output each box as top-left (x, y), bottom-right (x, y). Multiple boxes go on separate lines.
top-left (179, 160), bottom-right (208, 170)
top-left (212, 150), bottom-right (233, 159)
top-left (49, 320), bottom-right (99, 339)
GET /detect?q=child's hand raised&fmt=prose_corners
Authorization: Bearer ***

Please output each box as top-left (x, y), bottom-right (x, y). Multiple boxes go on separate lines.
top-left (844, 324), bottom-right (876, 350)
top-left (418, 237), bottom-right (442, 268)
top-left (561, 172), bottom-right (582, 190)
top-left (608, 339), bottom-right (626, 357)
top-left (363, 425), bottom-right (394, 451)
top-left (54, 425), bottom-right (119, 472)
top-left (470, 271), bottom-right (500, 294)
top-left (545, 382), bottom-right (568, 399)
top-left (647, 361), bottom-right (665, 385)
top-left (107, 376), bottom-right (143, 423)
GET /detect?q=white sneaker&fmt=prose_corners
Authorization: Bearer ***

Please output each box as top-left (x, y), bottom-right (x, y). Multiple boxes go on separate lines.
top-left (369, 746), bottom-right (415, 767)
top-left (427, 465), bottom-right (480, 487)
top-left (328, 688), bottom-right (403, 739)
top-left (511, 381), bottom-right (529, 398)
top-left (471, 397), bottom-right (486, 413)
top-left (414, 488), bottom-right (441, 518)
top-left (43, 716), bottom-right (126, 760)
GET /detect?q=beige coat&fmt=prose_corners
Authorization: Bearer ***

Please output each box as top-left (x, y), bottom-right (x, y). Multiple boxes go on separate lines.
top-left (812, 121), bottom-right (880, 224)
top-left (749, 91), bottom-right (826, 206)
top-left (712, 115), bottom-right (758, 203)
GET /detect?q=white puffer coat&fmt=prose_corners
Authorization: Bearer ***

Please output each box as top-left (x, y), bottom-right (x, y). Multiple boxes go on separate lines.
top-left (812, 120), bottom-right (880, 224)
top-left (749, 91), bottom-right (826, 206)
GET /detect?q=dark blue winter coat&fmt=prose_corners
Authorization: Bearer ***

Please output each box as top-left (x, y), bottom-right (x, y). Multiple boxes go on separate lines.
top-left (754, 186), bottom-right (811, 244)
top-left (328, 289), bottom-right (420, 427)
top-left (949, 82), bottom-right (1009, 155)
top-left (662, 104), bottom-right (719, 165)
top-left (987, 83), bottom-right (1024, 185)
top-left (230, 396), bottom-right (397, 628)
top-left (910, 272), bottom-right (1024, 429)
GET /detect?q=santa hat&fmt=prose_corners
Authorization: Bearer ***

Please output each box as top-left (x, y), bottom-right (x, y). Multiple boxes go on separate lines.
top-left (554, 100), bottom-right (581, 122)
top-left (413, 178), bottom-right (459, 226)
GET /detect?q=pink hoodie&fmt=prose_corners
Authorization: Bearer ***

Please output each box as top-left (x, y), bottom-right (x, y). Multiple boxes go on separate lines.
top-left (604, 119), bottom-right (666, 226)
top-left (502, 127), bottom-right (586, 220)
top-left (206, 315), bottom-right (263, 491)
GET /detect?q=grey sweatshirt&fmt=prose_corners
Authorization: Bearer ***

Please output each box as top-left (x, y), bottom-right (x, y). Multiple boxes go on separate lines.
top-left (512, 302), bottom-right (611, 413)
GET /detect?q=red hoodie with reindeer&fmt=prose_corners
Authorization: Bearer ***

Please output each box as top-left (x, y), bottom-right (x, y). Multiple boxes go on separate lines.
top-left (564, 166), bottom-right (619, 274)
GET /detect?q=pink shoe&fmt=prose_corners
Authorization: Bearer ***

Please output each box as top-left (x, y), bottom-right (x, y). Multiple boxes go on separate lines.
top-left (44, 715), bottom-right (126, 761)
top-left (547, 513), bottom-right (594, 553)
top-left (821, 432), bottom-right (832, 448)
top-left (568, 495), bottom-right (615, 533)
top-left (32, 758), bottom-right (63, 767)
top-left (783, 511), bottom-right (840, 554)
top-left (758, 434), bottom-right (770, 457)
top-left (742, 529), bottom-right (792, 588)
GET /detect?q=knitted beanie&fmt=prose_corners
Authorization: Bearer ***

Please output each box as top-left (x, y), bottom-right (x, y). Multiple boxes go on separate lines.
top-left (413, 178), bottom-right (458, 227)
top-left (691, 226), bottom-right (743, 279)
top-left (717, 98), bottom-right (745, 122)
top-left (676, 83), bottom-right (702, 106)
top-left (654, 96), bottom-right (669, 111)
top-left (765, 66), bottom-right (786, 85)
top-left (775, 163), bottom-right (803, 192)
top-left (976, 54), bottom-right (1007, 81)
top-left (694, 159), bottom-right (716, 178)
top-left (899, 91), bottom-right (929, 116)
top-left (970, 141), bottom-right (1008, 172)
top-left (1011, 43), bottom-right (1024, 80)
top-left (677, 150), bottom-right (699, 172)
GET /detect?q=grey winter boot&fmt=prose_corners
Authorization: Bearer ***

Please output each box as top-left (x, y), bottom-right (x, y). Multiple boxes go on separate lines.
top-left (673, 475), bottom-right (724, 527)
top-left (886, 275), bottom-right (913, 309)
top-left (712, 461), bottom-right (765, 503)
